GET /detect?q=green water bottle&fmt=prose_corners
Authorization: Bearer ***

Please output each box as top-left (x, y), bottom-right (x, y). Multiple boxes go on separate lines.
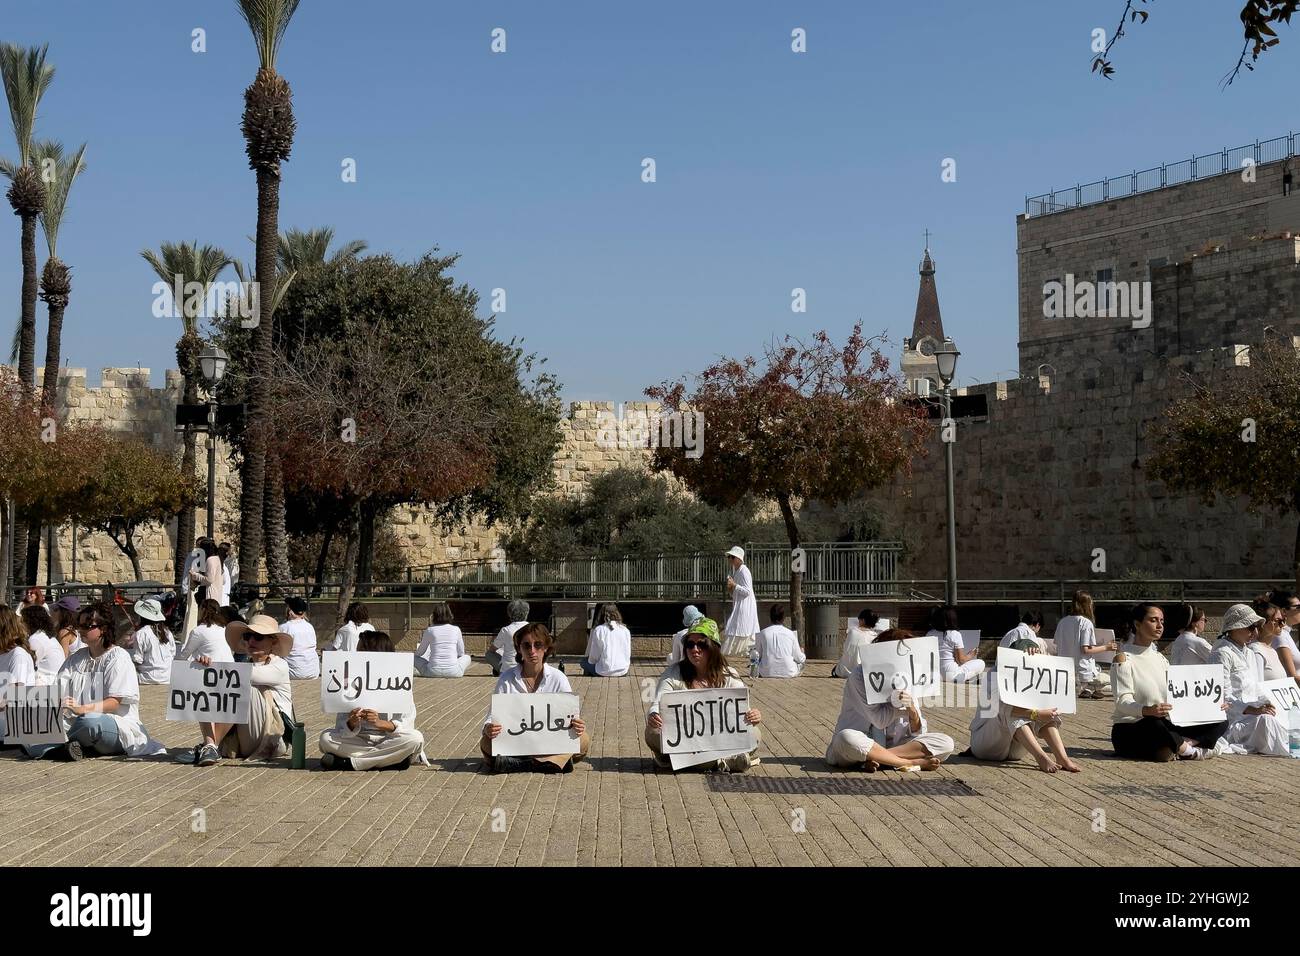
top-left (291, 721), bottom-right (306, 769)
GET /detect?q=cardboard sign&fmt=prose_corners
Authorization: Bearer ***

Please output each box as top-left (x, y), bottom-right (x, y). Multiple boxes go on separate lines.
top-left (1092, 628), bottom-right (1117, 665)
top-left (321, 652), bottom-right (415, 714)
top-left (167, 660), bottom-right (253, 722)
top-left (960, 630), bottom-right (982, 653)
top-left (1166, 664), bottom-right (1226, 726)
top-left (860, 636), bottom-right (940, 704)
top-left (658, 687), bottom-right (755, 764)
top-left (1259, 677), bottom-right (1300, 714)
top-left (3, 685), bottom-right (66, 746)
top-left (491, 693), bottom-right (581, 756)
top-left (995, 647), bottom-right (1077, 714)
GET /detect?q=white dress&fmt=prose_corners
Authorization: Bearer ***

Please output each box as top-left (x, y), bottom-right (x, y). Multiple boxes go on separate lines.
top-left (723, 564), bottom-right (759, 656)
top-left (1210, 637), bottom-right (1288, 756)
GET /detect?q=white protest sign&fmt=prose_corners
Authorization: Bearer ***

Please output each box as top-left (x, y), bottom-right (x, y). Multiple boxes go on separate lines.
top-left (860, 635), bottom-right (940, 704)
top-left (1259, 677), bottom-right (1300, 714)
top-left (995, 647), bottom-right (1076, 714)
top-left (167, 660), bottom-right (253, 722)
top-left (658, 686), bottom-right (754, 763)
top-left (3, 685), bottom-right (66, 746)
top-left (960, 630), bottom-right (982, 653)
top-left (875, 618), bottom-right (891, 631)
top-left (1165, 664), bottom-right (1226, 726)
top-left (321, 652), bottom-right (415, 714)
top-left (491, 693), bottom-right (581, 756)
top-left (1092, 628), bottom-right (1117, 665)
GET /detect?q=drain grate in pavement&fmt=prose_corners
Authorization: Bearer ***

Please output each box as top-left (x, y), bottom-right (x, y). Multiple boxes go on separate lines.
top-left (707, 775), bottom-right (980, 797)
top-left (1095, 784), bottom-right (1224, 803)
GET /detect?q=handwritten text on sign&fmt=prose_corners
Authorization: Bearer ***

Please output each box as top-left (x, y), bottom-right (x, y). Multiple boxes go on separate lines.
top-left (491, 693), bottom-right (581, 756)
top-left (3, 685), bottom-right (66, 746)
top-left (860, 636), bottom-right (940, 704)
top-left (1259, 677), bottom-right (1300, 713)
top-left (1166, 664), bottom-right (1226, 726)
top-left (658, 687), bottom-right (754, 758)
top-left (321, 652), bottom-right (415, 714)
top-left (995, 648), bottom-right (1076, 714)
top-left (167, 661), bottom-right (252, 722)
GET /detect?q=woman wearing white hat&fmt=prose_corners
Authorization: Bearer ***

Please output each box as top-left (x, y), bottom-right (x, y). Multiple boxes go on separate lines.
top-left (723, 546), bottom-right (759, 672)
top-left (128, 598), bottom-right (176, 685)
top-left (666, 604), bottom-right (705, 666)
top-left (1210, 602), bottom-right (1290, 756)
top-left (177, 614), bottom-right (296, 767)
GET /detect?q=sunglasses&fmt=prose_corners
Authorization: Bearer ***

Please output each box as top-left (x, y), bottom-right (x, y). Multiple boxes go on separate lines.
top-left (518, 641), bottom-right (548, 651)
top-left (245, 632), bottom-right (270, 641)
top-left (683, 640), bottom-right (711, 651)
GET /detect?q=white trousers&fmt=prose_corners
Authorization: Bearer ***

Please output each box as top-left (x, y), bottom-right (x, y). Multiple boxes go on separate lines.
top-left (824, 728), bottom-right (956, 767)
top-left (415, 654), bottom-right (471, 678)
top-left (319, 726), bottom-right (425, 770)
top-left (941, 659), bottom-right (986, 683)
top-left (1226, 713), bottom-right (1290, 757)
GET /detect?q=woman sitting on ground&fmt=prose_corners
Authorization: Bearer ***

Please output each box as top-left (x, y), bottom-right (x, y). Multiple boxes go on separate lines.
top-left (280, 597), bottom-right (320, 680)
top-left (1249, 597), bottom-right (1289, 681)
top-left (834, 609), bottom-right (880, 678)
top-left (667, 605), bottom-right (705, 666)
top-left (20, 604), bottom-right (64, 684)
top-left (968, 637), bottom-right (1080, 773)
top-left (128, 598), bottom-right (175, 685)
top-left (0, 605), bottom-right (37, 741)
top-left (50, 596), bottom-right (82, 657)
top-left (488, 600), bottom-right (531, 676)
top-left (178, 614), bottom-right (296, 767)
top-left (1211, 603), bottom-right (1290, 757)
top-left (177, 599), bottom-right (234, 663)
top-left (414, 602), bottom-right (471, 678)
top-left (1055, 589), bottom-right (1116, 699)
top-left (480, 623), bottom-right (589, 773)
top-left (26, 603), bottom-right (160, 761)
top-left (999, 611), bottom-right (1045, 651)
top-left (320, 631), bottom-right (425, 771)
top-left (1112, 603), bottom-right (1227, 762)
top-left (644, 617), bottom-right (762, 772)
top-left (329, 601), bottom-right (374, 653)
top-left (753, 603), bottom-right (806, 677)
top-left (928, 605), bottom-right (985, 684)
top-left (825, 628), bottom-right (955, 772)
top-left (582, 603), bottom-right (631, 677)
top-left (1169, 605), bottom-right (1212, 666)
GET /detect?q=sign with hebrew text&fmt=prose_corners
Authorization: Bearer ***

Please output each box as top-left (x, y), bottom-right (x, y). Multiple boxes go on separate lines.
top-left (996, 648), bottom-right (1076, 714)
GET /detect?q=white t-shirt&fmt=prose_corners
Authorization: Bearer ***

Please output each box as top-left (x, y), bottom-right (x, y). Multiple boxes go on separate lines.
top-left (826, 663), bottom-right (931, 754)
top-left (416, 624), bottom-right (466, 668)
top-left (1054, 614), bottom-right (1100, 682)
top-left (929, 629), bottom-right (965, 668)
top-left (1272, 627), bottom-right (1299, 672)
top-left (585, 623), bottom-right (631, 677)
top-left (281, 617), bottom-right (320, 679)
top-left (0, 646), bottom-right (38, 739)
top-left (130, 626), bottom-right (177, 684)
top-left (483, 664), bottom-right (574, 732)
top-left (834, 626), bottom-right (877, 678)
top-left (999, 623), bottom-right (1046, 651)
top-left (331, 621), bottom-right (374, 653)
top-left (58, 645), bottom-right (150, 755)
top-left (177, 623), bottom-right (234, 663)
top-left (251, 655), bottom-right (294, 721)
top-left (1170, 631), bottom-right (1214, 666)
top-left (493, 621), bottom-right (528, 666)
top-left (27, 630), bottom-right (65, 682)
top-left (754, 624), bottom-right (806, 678)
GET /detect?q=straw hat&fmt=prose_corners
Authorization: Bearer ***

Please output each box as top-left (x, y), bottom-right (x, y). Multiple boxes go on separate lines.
top-left (226, 614), bottom-right (293, 658)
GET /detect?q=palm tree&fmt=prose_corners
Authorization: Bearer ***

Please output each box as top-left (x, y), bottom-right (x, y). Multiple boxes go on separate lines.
top-left (22, 139), bottom-right (87, 584)
top-left (234, 0), bottom-right (301, 590)
top-left (277, 226), bottom-right (366, 273)
top-left (140, 241), bottom-right (234, 588)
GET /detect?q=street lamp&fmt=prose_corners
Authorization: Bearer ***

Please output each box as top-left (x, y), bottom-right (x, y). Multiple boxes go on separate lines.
top-left (934, 339), bottom-right (960, 606)
top-left (198, 346), bottom-right (228, 540)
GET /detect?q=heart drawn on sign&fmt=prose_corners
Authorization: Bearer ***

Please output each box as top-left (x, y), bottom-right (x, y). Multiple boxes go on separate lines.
top-left (868, 672), bottom-right (885, 693)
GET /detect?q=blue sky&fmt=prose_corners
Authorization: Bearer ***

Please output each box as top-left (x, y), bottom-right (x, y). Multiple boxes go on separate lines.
top-left (0, 0), bottom-right (1290, 398)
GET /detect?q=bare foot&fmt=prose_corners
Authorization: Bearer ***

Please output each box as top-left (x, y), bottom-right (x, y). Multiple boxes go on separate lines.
top-left (1058, 757), bottom-right (1082, 772)
top-left (914, 756), bottom-right (942, 771)
top-left (1034, 752), bottom-right (1060, 773)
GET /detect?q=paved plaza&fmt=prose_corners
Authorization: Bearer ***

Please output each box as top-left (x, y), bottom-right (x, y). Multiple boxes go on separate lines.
top-left (2, 661), bottom-right (1296, 867)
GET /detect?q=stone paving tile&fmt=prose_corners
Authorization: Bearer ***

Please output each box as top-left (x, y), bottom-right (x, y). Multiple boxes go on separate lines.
top-left (2, 660), bottom-right (1297, 867)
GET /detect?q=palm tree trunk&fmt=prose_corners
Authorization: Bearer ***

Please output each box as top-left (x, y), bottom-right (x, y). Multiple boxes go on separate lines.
top-left (356, 500), bottom-right (378, 597)
top-left (40, 299), bottom-right (65, 414)
top-left (237, 168), bottom-right (281, 587)
top-left (263, 450), bottom-right (291, 594)
top-left (335, 507), bottom-right (361, 627)
top-left (311, 526), bottom-right (334, 598)
top-left (777, 493), bottom-right (804, 638)
top-left (174, 374), bottom-right (199, 589)
top-left (18, 213), bottom-right (37, 390)
top-left (22, 520), bottom-right (40, 586)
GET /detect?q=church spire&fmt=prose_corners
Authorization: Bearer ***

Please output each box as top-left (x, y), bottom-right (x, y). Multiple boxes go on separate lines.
top-left (911, 237), bottom-right (945, 343)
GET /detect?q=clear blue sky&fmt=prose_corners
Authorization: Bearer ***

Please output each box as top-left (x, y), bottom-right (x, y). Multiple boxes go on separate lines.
top-left (0, 0), bottom-right (1290, 398)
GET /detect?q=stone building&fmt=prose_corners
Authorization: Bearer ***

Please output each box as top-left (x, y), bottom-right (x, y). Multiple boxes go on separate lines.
top-left (900, 245), bottom-right (947, 396)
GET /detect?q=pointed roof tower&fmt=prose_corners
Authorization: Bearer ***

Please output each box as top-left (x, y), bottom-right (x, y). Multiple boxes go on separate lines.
top-left (911, 242), bottom-right (945, 344)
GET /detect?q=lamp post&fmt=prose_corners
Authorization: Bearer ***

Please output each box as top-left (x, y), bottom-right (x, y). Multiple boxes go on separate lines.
top-left (934, 339), bottom-right (960, 606)
top-left (198, 346), bottom-right (229, 540)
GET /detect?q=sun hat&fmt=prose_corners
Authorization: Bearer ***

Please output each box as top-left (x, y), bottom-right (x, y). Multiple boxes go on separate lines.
top-left (1221, 603), bottom-right (1265, 633)
top-left (726, 546), bottom-right (745, 561)
top-left (133, 598), bottom-right (166, 622)
top-left (226, 614), bottom-right (294, 658)
top-left (53, 595), bottom-right (81, 613)
top-left (682, 605), bottom-right (704, 628)
top-left (686, 617), bottom-right (721, 645)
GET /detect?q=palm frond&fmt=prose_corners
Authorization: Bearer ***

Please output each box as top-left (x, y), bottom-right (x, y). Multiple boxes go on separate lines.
top-left (328, 238), bottom-right (367, 262)
top-left (277, 226), bottom-right (366, 272)
top-left (33, 139), bottom-right (86, 257)
top-left (140, 240), bottom-right (233, 326)
top-left (0, 43), bottom-right (55, 165)
top-left (235, 0), bottom-right (302, 71)
top-left (0, 155), bottom-right (19, 180)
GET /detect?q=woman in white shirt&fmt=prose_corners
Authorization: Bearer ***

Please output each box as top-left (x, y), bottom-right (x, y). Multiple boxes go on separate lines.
top-left (329, 602), bottom-right (374, 653)
top-left (1055, 590), bottom-right (1116, 699)
top-left (753, 604), bottom-right (806, 678)
top-left (667, 605), bottom-right (705, 666)
top-left (414, 602), bottom-right (471, 678)
top-left (50, 597), bottom-right (83, 657)
top-left (645, 617), bottom-right (761, 772)
top-left (26, 602), bottom-right (158, 761)
top-left (320, 631), bottom-right (425, 770)
top-left (834, 609), bottom-right (879, 678)
top-left (928, 606), bottom-right (984, 684)
top-left (481, 623), bottom-right (589, 773)
top-left (0, 605), bottom-right (38, 740)
top-left (127, 598), bottom-right (176, 684)
top-left (280, 596), bottom-right (320, 679)
top-left (489, 600), bottom-right (531, 676)
top-left (969, 637), bottom-right (1080, 772)
top-left (188, 539), bottom-right (225, 607)
top-left (177, 600), bottom-right (235, 663)
top-left (1251, 599), bottom-right (1289, 681)
top-left (177, 615), bottom-right (296, 767)
top-left (1169, 605), bottom-right (1212, 665)
top-left (999, 612), bottom-right (1046, 651)
top-left (1113, 603), bottom-right (1227, 761)
top-left (1211, 603), bottom-right (1289, 756)
top-left (825, 628), bottom-right (954, 770)
top-left (20, 605), bottom-right (64, 684)
top-left (1269, 590), bottom-right (1300, 686)
top-left (722, 546), bottom-right (760, 671)
top-left (582, 603), bottom-right (631, 677)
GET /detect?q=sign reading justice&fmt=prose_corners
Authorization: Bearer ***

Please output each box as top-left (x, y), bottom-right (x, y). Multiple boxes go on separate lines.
top-left (491, 693), bottom-right (582, 756)
top-left (859, 636), bottom-right (940, 705)
top-left (658, 687), bottom-right (754, 769)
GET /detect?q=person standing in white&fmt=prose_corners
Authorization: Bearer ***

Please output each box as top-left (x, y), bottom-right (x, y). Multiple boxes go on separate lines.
top-left (280, 596), bottom-right (319, 679)
top-left (1169, 605), bottom-right (1213, 665)
top-left (179, 537), bottom-right (206, 639)
top-left (1054, 589), bottom-right (1116, 698)
top-left (753, 604), bottom-right (806, 678)
top-left (667, 605), bottom-right (705, 666)
top-left (488, 600), bottom-right (530, 676)
top-left (928, 605), bottom-right (985, 684)
top-left (127, 598), bottom-right (176, 684)
top-left (414, 602), bottom-right (471, 678)
top-left (1210, 603), bottom-right (1289, 756)
top-left (582, 603), bottom-right (630, 677)
top-left (723, 546), bottom-right (759, 672)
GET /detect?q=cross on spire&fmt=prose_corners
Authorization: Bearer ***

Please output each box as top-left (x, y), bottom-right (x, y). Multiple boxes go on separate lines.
top-left (923, 228), bottom-right (932, 250)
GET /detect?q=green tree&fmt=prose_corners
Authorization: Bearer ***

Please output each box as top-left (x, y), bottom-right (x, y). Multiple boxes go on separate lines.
top-left (1147, 338), bottom-right (1300, 589)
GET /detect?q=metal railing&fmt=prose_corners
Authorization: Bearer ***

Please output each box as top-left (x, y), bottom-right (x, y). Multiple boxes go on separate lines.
top-left (1025, 132), bottom-right (1297, 217)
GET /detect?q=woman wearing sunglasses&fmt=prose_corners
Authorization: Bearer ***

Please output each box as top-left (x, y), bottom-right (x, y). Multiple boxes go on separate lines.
top-left (1208, 603), bottom-right (1288, 756)
top-left (480, 623), bottom-right (589, 773)
top-left (644, 617), bottom-right (762, 772)
top-left (25, 602), bottom-right (159, 761)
